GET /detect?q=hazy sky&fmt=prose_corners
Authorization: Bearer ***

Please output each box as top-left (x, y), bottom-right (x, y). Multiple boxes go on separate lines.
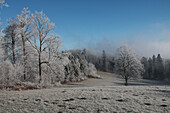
top-left (1, 0), bottom-right (170, 58)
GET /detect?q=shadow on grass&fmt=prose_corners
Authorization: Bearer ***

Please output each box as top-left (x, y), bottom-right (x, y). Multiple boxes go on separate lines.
top-left (64, 83), bottom-right (85, 86)
top-left (152, 89), bottom-right (170, 94)
top-left (114, 79), bottom-right (170, 86)
top-left (151, 89), bottom-right (170, 96)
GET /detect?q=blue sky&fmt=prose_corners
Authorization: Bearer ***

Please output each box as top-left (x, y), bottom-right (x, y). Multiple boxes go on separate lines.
top-left (1, 0), bottom-right (170, 57)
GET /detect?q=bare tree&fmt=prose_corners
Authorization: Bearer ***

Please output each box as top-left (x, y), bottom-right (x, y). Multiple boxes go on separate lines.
top-left (115, 46), bottom-right (144, 85)
top-left (30, 11), bottom-right (55, 83)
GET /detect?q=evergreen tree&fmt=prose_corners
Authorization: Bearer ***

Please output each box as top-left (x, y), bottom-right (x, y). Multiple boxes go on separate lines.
top-left (108, 57), bottom-right (115, 73)
top-left (152, 55), bottom-right (156, 79)
top-left (141, 57), bottom-right (148, 79)
top-left (102, 50), bottom-right (107, 72)
top-left (148, 58), bottom-right (152, 79)
top-left (164, 60), bottom-right (170, 80)
top-left (156, 54), bottom-right (164, 80)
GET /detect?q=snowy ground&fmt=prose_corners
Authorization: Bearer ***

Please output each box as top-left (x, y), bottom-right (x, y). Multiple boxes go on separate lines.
top-left (0, 72), bottom-right (170, 113)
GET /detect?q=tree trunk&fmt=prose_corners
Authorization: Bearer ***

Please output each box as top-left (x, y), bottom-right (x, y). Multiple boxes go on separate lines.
top-left (48, 48), bottom-right (51, 61)
top-left (39, 45), bottom-right (42, 83)
top-left (4, 38), bottom-right (9, 61)
top-left (125, 77), bottom-right (128, 86)
top-left (22, 38), bottom-right (27, 80)
top-left (12, 37), bottom-right (15, 64)
top-left (123, 65), bottom-right (128, 86)
top-left (39, 54), bottom-right (42, 83)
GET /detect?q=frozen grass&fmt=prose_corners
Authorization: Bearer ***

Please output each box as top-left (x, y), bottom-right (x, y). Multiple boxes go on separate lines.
top-left (0, 72), bottom-right (170, 113)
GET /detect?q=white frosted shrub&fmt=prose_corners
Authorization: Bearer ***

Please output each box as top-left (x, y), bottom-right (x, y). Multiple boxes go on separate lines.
top-left (13, 63), bottom-right (24, 82)
top-left (86, 63), bottom-right (101, 78)
top-left (0, 61), bottom-right (16, 85)
top-left (42, 53), bottom-right (71, 84)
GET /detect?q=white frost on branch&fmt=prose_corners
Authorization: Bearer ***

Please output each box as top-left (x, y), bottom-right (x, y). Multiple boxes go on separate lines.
top-left (115, 45), bottom-right (144, 85)
top-left (0, 0), bottom-right (9, 8)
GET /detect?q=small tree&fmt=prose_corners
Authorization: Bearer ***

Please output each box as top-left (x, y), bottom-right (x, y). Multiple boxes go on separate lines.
top-left (115, 46), bottom-right (144, 85)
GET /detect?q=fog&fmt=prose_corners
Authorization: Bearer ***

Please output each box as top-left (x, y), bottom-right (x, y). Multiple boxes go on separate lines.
top-left (74, 22), bottom-right (170, 58)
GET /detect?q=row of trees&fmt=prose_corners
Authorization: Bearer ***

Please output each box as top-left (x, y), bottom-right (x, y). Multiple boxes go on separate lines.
top-left (1, 8), bottom-right (61, 83)
top-left (0, 8), bottom-right (98, 86)
top-left (84, 49), bottom-right (115, 73)
top-left (72, 47), bottom-right (144, 85)
top-left (83, 47), bottom-right (170, 84)
top-left (141, 54), bottom-right (170, 81)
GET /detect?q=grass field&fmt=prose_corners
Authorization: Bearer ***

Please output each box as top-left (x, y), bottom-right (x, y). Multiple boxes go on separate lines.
top-left (0, 72), bottom-right (170, 113)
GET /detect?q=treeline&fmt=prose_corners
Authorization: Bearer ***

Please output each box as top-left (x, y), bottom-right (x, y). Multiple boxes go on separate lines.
top-left (141, 54), bottom-right (170, 81)
top-left (72, 49), bottom-right (115, 73)
top-left (0, 8), bottom-right (99, 86)
top-left (81, 48), bottom-right (170, 81)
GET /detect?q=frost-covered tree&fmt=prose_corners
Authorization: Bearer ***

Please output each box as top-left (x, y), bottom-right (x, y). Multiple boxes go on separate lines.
top-left (30, 11), bottom-right (56, 83)
top-left (45, 34), bottom-right (61, 61)
top-left (0, 61), bottom-right (15, 85)
top-left (0, 0), bottom-right (17, 85)
top-left (69, 49), bottom-right (100, 80)
top-left (16, 8), bottom-right (33, 80)
top-left (40, 34), bottom-right (62, 84)
top-left (3, 18), bottom-right (19, 64)
top-left (115, 46), bottom-right (144, 85)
